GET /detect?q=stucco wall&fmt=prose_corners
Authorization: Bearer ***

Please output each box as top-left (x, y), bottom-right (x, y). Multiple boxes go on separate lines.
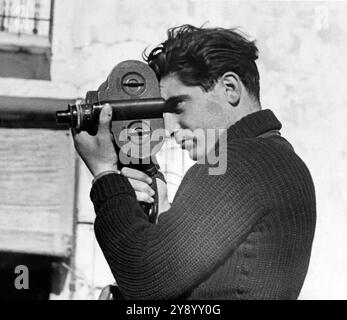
top-left (1, 0), bottom-right (346, 299)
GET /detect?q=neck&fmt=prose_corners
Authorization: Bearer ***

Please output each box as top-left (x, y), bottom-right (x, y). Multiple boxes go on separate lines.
top-left (227, 109), bottom-right (282, 140)
top-left (226, 98), bottom-right (261, 128)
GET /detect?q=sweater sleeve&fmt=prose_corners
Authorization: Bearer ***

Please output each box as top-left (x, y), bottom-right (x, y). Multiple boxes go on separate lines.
top-left (91, 158), bottom-right (268, 300)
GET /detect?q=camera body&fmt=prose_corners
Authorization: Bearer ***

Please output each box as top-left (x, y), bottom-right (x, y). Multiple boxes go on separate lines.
top-left (56, 60), bottom-right (166, 176)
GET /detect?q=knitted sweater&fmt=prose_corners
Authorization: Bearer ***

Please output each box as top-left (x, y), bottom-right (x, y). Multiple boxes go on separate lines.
top-left (91, 109), bottom-right (316, 300)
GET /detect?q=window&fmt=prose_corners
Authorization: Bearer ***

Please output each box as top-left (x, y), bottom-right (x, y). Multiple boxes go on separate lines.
top-left (0, 0), bottom-right (53, 37)
top-left (0, 0), bottom-right (54, 80)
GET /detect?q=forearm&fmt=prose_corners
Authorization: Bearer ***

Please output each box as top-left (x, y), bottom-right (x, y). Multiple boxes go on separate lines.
top-left (91, 165), bottom-right (266, 300)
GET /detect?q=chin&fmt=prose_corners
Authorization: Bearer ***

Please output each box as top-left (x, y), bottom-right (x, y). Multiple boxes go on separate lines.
top-left (188, 152), bottom-right (198, 161)
top-left (188, 148), bottom-right (204, 162)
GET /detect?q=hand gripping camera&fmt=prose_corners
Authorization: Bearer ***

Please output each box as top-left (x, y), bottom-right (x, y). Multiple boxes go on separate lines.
top-left (56, 60), bottom-right (166, 176)
top-left (56, 60), bottom-right (167, 219)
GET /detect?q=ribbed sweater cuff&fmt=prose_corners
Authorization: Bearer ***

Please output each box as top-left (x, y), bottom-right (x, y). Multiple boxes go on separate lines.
top-left (90, 173), bottom-right (136, 212)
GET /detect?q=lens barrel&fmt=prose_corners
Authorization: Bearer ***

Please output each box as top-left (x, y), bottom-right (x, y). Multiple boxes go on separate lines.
top-left (56, 110), bottom-right (72, 124)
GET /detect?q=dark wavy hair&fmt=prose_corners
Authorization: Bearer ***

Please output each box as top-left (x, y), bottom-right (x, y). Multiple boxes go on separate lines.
top-left (144, 24), bottom-right (260, 101)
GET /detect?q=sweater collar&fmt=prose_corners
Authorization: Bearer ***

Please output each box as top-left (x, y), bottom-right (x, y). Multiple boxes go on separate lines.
top-left (227, 109), bottom-right (282, 140)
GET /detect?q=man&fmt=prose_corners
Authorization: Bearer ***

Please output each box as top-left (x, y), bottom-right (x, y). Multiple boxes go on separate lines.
top-left (73, 25), bottom-right (316, 300)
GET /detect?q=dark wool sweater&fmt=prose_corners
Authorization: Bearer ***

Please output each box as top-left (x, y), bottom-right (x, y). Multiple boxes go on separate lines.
top-left (91, 109), bottom-right (316, 300)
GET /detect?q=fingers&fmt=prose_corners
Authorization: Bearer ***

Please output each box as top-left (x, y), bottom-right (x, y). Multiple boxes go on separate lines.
top-left (125, 172), bottom-right (155, 204)
top-left (128, 178), bottom-right (155, 196)
top-left (121, 167), bottom-right (155, 204)
top-left (72, 130), bottom-right (94, 151)
top-left (135, 191), bottom-right (154, 204)
top-left (98, 104), bottom-right (113, 135)
top-left (121, 167), bottom-right (152, 184)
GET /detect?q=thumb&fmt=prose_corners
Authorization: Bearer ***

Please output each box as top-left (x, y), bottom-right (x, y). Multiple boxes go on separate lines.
top-left (98, 104), bottom-right (113, 135)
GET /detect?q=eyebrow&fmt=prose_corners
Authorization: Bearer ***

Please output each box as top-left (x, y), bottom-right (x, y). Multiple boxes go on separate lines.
top-left (164, 95), bottom-right (190, 112)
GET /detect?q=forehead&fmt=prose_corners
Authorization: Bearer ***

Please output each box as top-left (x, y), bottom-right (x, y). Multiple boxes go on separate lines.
top-left (160, 74), bottom-right (199, 100)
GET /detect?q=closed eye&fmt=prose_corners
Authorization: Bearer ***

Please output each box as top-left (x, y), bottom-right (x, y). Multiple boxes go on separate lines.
top-left (164, 95), bottom-right (189, 114)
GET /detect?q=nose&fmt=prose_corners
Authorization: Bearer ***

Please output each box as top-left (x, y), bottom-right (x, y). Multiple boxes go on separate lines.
top-left (163, 112), bottom-right (180, 138)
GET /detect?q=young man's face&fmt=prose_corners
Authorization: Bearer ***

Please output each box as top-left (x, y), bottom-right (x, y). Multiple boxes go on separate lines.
top-left (160, 74), bottom-right (229, 161)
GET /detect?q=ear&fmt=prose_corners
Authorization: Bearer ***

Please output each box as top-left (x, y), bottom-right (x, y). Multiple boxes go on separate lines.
top-left (220, 72), bottom-right (242, 107)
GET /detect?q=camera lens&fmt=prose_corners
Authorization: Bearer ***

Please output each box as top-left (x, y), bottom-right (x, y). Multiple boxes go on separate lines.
top-left (56, 104), bottom-right (78, 128)
top-left (56, 110), bottom-right (72, 124)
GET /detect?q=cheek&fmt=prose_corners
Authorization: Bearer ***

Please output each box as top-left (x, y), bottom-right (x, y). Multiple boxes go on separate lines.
top-left (206, 98), bottom-right (224, 114)
top-left (180, 98), bottom-right (224, 129)
top-left (176, 109), bottom-right (195, 129)
top-left (180, 114), bottom-right (205, 131)
top-left (205, 101), bottom-right (226, 125)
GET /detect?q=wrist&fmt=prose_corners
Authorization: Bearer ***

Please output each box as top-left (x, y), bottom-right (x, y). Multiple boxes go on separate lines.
top-left (91, 164), bottom-right (119, 177)
top-left (92, 170), bottom-right (120, 184)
